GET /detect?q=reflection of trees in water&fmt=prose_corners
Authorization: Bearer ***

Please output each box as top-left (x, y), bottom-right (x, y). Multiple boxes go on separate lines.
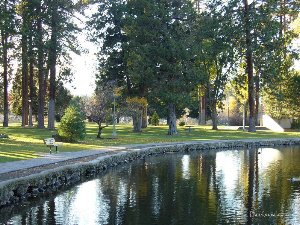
top-left (95, 153), bottom-right (221, 224)
top-left (2, 146), bottom-right (300, 224)
top-left (0, 181), bottom-right (82, 224)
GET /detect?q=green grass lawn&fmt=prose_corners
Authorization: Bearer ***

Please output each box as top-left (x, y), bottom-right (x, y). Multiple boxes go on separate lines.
top-left (0, 122), bottom-right (299, 163)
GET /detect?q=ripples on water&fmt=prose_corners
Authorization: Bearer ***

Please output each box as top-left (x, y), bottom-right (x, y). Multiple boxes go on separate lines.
top-left (2, 146), bottom-right (300, 225)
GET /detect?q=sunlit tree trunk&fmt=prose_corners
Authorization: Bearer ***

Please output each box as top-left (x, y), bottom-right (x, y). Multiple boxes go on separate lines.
top-left (141, 106), bottom-right (147, 129)
top-left (211, 102), bottom-right (218, 130)
top-left (168, 102), bottom-right (178, 135)
top-left (199, 95), bottom-right (206, 125)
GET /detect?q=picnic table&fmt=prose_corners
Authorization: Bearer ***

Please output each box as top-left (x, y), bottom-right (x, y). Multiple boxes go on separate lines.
top-left (184, 125), bottom-right (195, 133)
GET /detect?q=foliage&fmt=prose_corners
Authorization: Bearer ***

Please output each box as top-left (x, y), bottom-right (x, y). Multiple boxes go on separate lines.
top-left (228, 97), bottom-right (243, 126)
top-left (84, 81), bottom-right (116, 138)
top-left (58, 105), bottom-right (86, 142)
top-left (10, 68), bottom-right (39, 117)
top-left (151, 111), bottom-right (159, 126)
top-left (264, 69), bottom-right (300, 119)
top-left (230, 0), bottom-right (299, 131)
top-left (54, 81), bottom-right (73, 122)
top-left (126, 97), bottom-right (147, 114)
top-left (126, 97), bottom-right (147, 132)
top-left (194, 0), bottom-right (237, 130)
top-left (89, 0), bottom-right (201, 135)
top-left (179, 121), bottom-right (185, 126)
top-left (291, 121), bottom-right (300, 129)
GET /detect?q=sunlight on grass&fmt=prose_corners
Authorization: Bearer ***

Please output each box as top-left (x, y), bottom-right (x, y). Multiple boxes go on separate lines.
top-left (0, 122), bottom-right (299, 163)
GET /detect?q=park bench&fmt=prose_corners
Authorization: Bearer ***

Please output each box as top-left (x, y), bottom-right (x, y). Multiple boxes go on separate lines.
top-left (43, 138), bottom-right (63, 154)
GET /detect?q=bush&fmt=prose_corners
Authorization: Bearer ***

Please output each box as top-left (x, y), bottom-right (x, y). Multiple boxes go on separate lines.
top-left (151, 111), bottom-right (159, 126)
top-left (58, 105), bottom-right (86, 142)
top-left (179, 121), bottom-right (185, 126)
top-left (291, 120), bottom-right (300, 129)
top-left (55, 115), bottom-right (61, 122)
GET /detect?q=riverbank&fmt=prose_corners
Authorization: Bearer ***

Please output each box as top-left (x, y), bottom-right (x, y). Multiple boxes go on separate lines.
top-left (1, 138), bottom-right (300, 208)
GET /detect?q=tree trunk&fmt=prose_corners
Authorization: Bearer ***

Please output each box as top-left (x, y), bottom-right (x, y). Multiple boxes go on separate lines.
top-left (168, 102), bottom-right (178, 135)
top-left (200, 95), bottom-right (206, 125)
top-left (22, 32), bottom-right (29, 126)
top-left (211, 102), bottom-right (218, 130)
top-left (37, 2), bottom-right (45, 128)
top-left (29, 35), bottom-right (34, 126)
top-left (133, 114), bottom-right (142, 132)
top-left (244, 0), bottom-right (256, 132)
top-left (198, 99), bottom-right (201, 125)
top-left (48, 0), bottom-right (58, 130)
top-left (2, 34), bottom-right (9, 127)
top-left (97, 122), bottom-right (103, 138)
top-left (48, 99), bottom-right (55, 129)
top-left (255, 71), bottom-right (259, 126)
top-left (141, 106), bottom-right (147, 128)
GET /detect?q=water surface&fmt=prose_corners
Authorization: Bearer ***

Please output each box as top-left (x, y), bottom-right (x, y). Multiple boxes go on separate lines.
top-left (2, 146), bottom-right (300, 224)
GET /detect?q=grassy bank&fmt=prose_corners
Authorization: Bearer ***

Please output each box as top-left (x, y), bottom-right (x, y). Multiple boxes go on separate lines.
top-left (0, 122), bottom-right (299, 163)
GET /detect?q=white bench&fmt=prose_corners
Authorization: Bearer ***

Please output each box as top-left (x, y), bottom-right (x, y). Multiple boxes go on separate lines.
top-left (43, 138), bottom-right (63, 154)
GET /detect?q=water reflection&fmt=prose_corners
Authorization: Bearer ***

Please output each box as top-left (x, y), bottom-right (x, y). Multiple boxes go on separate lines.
top-left (181, 155), bottom-right (190, 180)
top-left (2, 146), bottom-right (300, 225)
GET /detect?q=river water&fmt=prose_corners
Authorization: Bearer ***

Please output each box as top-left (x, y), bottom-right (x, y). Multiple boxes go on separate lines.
top-left (1, 146), bottom-right (300, 224)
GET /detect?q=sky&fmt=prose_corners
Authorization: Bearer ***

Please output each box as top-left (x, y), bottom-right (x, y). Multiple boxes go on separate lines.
top-left (65, 39), bottom-right (97, 97)
top-left (64, 6), bottom-right (98, 97)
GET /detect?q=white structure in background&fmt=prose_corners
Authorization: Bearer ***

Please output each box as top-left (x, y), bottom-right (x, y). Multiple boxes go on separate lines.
top-left (262, 115), bottom-right (290, 132)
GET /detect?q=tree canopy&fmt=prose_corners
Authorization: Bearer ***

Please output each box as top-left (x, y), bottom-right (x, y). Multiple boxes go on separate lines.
top-left (0, 0), bottom-right (299, 134)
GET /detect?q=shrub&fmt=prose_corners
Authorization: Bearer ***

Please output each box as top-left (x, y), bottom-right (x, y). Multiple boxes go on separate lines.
top-left (291, 120), bottom-right (300, 129)
top-left (151, 111), bottom-right (159, 126)
top-left (179, 121), bottom-right (185, 126)
top-left (58, 105), bottom-right (86, 142)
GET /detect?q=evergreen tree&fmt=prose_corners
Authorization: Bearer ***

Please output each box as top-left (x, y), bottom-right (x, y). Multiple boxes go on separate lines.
top-left (36, 0), bottom-right (45, 128)
top-left (47, 0), bottom-right (87, 130)
top-left (151, 0), bottom-right (199, 135)
top-left (229, 0), bottom-right (299, 131)
top-left (54, 81), bottom-right (73, 122)
top-left (151, 111), bottom-right (159, 126)
top-left (19, 0), bottom-right (30, 126)
top-left (90, 0), bottom-right (200, 134)
top-left (58, 105), bottom-right (86, 142)
top-left (194, 0), bottom-right (236, 130)
top-left (0, 0), bottom-right (17, 127)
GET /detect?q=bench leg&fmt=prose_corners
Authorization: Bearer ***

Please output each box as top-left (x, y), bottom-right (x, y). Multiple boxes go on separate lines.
top-left (56, 146), bottom-right (59, 153)
top-left (49, 147), bottom-right (52, 154)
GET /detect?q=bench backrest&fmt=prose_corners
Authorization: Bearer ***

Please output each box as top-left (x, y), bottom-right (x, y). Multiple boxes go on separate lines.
top-left (44, 138), bottom-right (56, 145)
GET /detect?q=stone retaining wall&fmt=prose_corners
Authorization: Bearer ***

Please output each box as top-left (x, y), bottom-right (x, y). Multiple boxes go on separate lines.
top-left (0, 139), bottom-right (299, 208)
